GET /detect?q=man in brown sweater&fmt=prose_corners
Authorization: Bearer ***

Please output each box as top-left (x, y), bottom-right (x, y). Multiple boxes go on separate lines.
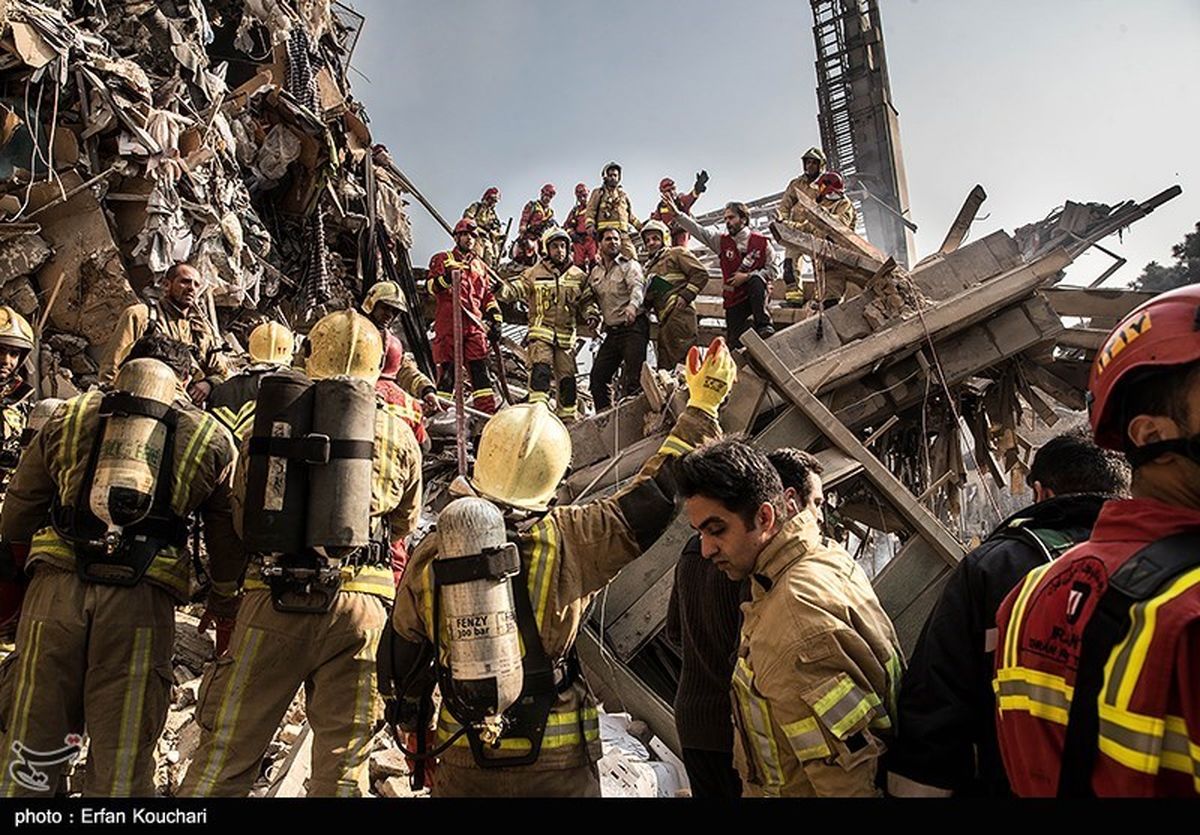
top-left (666, 448), bottom-right (825, 797)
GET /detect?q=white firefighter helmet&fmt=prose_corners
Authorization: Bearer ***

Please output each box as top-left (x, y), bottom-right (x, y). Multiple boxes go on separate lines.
top-left (0, 306), bottom-right (34, 354)
top-left (248, 321), bottom-right (294, 366)
top-left (306, 309), bottom-right (383, 384)
top-left (362, 281), bottom-right (408, 315)
top-left (541, 226), bottom-right (571, 252)
top-left (639, 219), bottom-right (671, 246)
top-left (471, 402), bottom-right (572, 512)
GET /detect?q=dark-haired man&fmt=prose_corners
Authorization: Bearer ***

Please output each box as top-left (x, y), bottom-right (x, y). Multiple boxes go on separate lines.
top-left (667, 448), bottom-right (824, 798)
top-left (100, 263), bottom-right (229, 405)
top-left (677, 439), bottom-right (902, 796)
top-left (675, 202), bottom-right (777, 347)
top-left (887, 429), bottom-right (1130, 797)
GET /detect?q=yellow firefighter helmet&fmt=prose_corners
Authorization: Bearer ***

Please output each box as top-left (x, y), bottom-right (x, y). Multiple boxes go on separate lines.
top-left (248, 321), bottom-right (294, 366)
top-left (541, 226), bottom-right (572, 251)
top-left (0, 306), bottom-right (34, 354)
top-left (801, 146), bottom-right (827, 166)
top-left (639, 219), bottom-right (671, 245)
top-left (305, 309), bottom-right (383, 383)
top-left (471, 402), bottom-right (572, 512)
top-left (362, 280), bottom-right (408, 315)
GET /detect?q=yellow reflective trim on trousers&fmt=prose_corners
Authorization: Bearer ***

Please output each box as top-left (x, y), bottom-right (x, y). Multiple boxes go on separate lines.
top-left (112, 627), bottom-right (153, 796)
top-left (732, 658), bottom-right (785, 793)
top-left (437, 706), bottom-right (599, 750)
top-left (190, 628), bottom-right (266, 797)
top-left (1104, 566), bottom-right (1200, 712)
top-left (1, 620), bottom-right (44, 797)
top-left (337, 628), bottom-right (380, 797)
top-left (781, 715), bottom-right (830, 762)
top-left (993, 667), bottom-right (1072, 725)
top-left (1004, 563), bottom-right (1054, 669)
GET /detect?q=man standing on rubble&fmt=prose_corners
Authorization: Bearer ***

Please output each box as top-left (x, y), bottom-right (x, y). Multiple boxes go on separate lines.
top-left (427, 219), bottom-right (504, 415)
top-left (0, 334), bottom-right (240, 797)
top-left (639, 220), bottom-right (708, 371)
top-left (651, 173), bottom-right (708, 248)
top-left (463, 187), bottom-right (505, 268)
top-left (563, 183), bottom-right (596, 271)
top-left (678, 439), bottom-right (902, 796)
top-left (506, 227), bottom-right (597, 422)
top-left (675, 202), bottom-right (778, 348)
top-left (587, 227), bottom-right (647, 411)
top-left (585, 162), bottom-right (640, 261)
top-left (514, 184), bottom-right (557, 268)
top-left (993, 285), bottom-right (1200, 797)
top-left (101, 262), bottom-right (230, 406)
top-left (181, 309), bottom-right (423, 798)
top-left (888, 431), bottom-right (1129, 797)
top-left (776, 147), bottom-right (827, 307)
top-left (362, 280), bottom-right (439, 446)
top-left (378, 338), bottom-right (736, 797)
top-left (667, 448), bottom-right (825, 798)
top-left (207, 321), bottom-right (294, 441)
top-left (806, 172), bottom-right (861, 309)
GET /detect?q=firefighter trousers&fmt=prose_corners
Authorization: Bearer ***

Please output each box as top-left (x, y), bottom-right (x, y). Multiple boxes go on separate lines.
top-left (435, 359), bottom-right (496, 414)
top-left (179, 589), bottom-right (387, 798)
top-left (434, 760), bottom-right (601, 798)
top-left (655, 305), bottom-right (698, 371)
top-left (526, 340), bottom-right (578, 419)
top-left (0, 566), bottom-right (175, 798)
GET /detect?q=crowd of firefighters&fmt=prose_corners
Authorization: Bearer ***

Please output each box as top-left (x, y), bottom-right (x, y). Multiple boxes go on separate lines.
top-left (0, 142), bottom-right (1193, 800)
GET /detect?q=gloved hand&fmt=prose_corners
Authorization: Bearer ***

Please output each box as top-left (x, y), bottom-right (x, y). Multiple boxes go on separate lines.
top-left (488, 320), bottom-right (503, 345)
top-left (685, 337), bottom-right (737, 417)
top-left (198, 608), bottom-right (237, 657)
top-left (421, 388), bottom-right (442, 414)
top-left (694, 170), bottom-right (709, 195)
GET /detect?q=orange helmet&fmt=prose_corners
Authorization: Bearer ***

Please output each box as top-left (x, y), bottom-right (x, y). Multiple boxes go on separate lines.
top-left (816, 172), bottom-right (845, 199)
top-left (1088, 283), bottom-right (1200, 452)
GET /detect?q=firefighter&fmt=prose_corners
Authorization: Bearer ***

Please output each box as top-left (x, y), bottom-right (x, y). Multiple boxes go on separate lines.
top-left (513, 184), bottom-right (557, 268)
top-left (0, 307), bottom-right (35, 498)
top-left (363, 280), bottom-right (438, 446)
top-left (181, 309), bottom-right (423, 798)
top-left (0, 334), bottom-right (240, 797)
top-left (207, 321), bottom-right (294, 441)
top-left (677, 438), bottom-right (904, 796)
top-left (640, 220), bottom-right (708, 371)
top-left (651, 172), bottom-right (708, 248)
top-left (563, 183), bottom-right (597, 271)
top-left (675, 202), bottom-right (778, 348)
top-left (585, 162), bottom-right (640, 261)
top-left (809, 172), bottom-right (861, 308)
top-left (427, 219), bottom-right (503, 415)
top-left (888, 431), bottom-right (1129, 797)
top-left (378, 337), bottom-right (736, 797)
top-left (993, 284), bottom-right (1200, 797)
top-left (463, 187), bottom-right (504, 268)
top-left (776, 146), bottom-right (827, 307)
top-left (511, 227), bottom-right (597, 422)
top-left (100, 263), bottom-right (230, 404)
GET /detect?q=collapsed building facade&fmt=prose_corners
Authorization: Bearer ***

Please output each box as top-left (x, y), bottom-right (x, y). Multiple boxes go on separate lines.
top-left (0, 0), bottom-right (1186, 797)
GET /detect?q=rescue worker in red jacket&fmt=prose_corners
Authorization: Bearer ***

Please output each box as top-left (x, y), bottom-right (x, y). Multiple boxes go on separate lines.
top-left (362, 280), bottom-right (438, 446)
top-left (651, 173), bottom-right (708, 248)
top-left (993, 283), bottom-right (1200, 797)
top-left (513, 184), bottom-right (557, 268)
top-left (427, 220), bottom-right (503, 415)
top-left (563, 183), bottom-right (596, 272)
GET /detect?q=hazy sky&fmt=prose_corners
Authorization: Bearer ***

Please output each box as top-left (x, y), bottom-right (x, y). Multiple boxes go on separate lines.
top-left (346, 0), bottom-right (1199, 285)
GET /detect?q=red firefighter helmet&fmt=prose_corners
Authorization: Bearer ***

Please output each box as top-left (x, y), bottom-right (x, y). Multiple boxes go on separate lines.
top-left (540, 183), bottom-right (556, 199)
top-left (816, 172), bottom-right (846, 198)
top-left (453, 218), bottom-right (477, 236)
top-left (483, 187), bottom-right (500, 202)
top-left (574, 182), bottom-right (588, 200)
top-left (1088, 283), bottom-right (1200, 450)
top-left (659, 177), bottom-right (676, 193)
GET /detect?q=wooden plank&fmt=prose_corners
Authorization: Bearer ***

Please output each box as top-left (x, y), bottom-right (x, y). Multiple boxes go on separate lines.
top-left (702, 277), bottom-right (787, 299)
top-left (1058, 328), bottom-right (1107, 350)
top-left (695, 299), bottom-right (807, 324)
top-left (742, 330), bottom-right (966, 567)
top-left (1020, 358), bottom-right (1088, 411)
top-left (937, 185), bottom-right (988, 255)
top-left (607, 566), bottom-right (676, 660)
top-left (1044, 287), bottom-right (1154, 319)
top-left (577, 626), bottom-right (682, 756)
top-left (597, 515), bottom-right (693, 629)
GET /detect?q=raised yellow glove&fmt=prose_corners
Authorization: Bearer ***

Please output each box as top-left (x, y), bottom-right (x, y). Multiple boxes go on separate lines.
top-left (685, 337), bottom-right (737, 417)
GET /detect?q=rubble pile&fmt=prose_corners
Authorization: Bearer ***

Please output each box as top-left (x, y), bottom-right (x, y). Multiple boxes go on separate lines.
top-left (0, 0), bottom-right (418, 396)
